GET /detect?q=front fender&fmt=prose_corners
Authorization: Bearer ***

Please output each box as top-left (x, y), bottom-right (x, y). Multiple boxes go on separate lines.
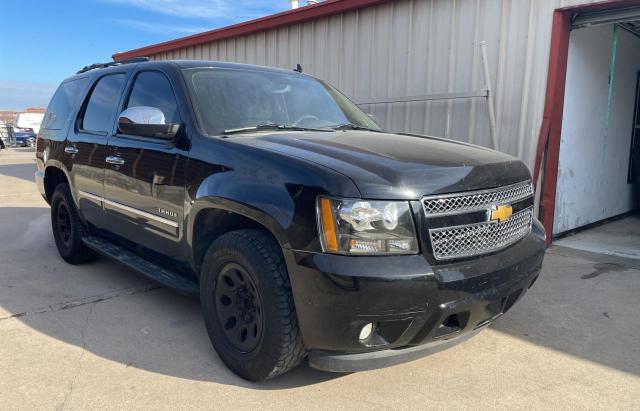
top-left (185, 138), bottom-right (362, 253)
top-left (187, 196), bottom-right (293, 250)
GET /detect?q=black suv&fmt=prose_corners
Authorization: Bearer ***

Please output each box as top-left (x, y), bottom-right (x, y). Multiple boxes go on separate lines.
top-left (36, 59), bottom-right (545, 381)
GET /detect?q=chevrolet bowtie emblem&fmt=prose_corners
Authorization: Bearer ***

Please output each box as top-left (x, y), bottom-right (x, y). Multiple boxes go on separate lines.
top-left (490, 204), bottom-right (513, 222)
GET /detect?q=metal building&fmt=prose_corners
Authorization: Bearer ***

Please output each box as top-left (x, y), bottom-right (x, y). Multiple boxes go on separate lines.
top-left (114, 0), bottom-right (640, 242)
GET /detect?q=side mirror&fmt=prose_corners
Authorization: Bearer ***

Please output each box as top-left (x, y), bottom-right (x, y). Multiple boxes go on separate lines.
top-left (118, 106), bottom-right (179, 139)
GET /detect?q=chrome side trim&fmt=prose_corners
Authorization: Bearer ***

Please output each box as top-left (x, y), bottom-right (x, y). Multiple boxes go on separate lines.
top-left (103, 198), bottom-right (179, 228)
top-left (78, 190), bottom-right (178, 228)
top-left (78, 190), bottom-right (103, 204)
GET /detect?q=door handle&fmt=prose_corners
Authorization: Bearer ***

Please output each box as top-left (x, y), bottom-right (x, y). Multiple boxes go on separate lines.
top-left (106, 155), bottom-right (125, 165)
top-left (64, 146), bottom-right (79, 154)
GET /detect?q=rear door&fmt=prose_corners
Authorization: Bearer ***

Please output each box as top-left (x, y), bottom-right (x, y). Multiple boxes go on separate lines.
top-left (66, 73), bottom-right (127, 228)
top-left (103, 69), bottom-right (188, 257)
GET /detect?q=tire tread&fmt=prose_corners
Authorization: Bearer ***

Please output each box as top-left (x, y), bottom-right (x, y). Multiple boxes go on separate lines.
top-left (201, 229), bottom-right (306, 381)
top-left (51, 183), bottom-right (97, 264)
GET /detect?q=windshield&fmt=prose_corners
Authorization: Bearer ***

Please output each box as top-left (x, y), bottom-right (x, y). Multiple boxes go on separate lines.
top-left (183, 68), bottom-right (381, 135)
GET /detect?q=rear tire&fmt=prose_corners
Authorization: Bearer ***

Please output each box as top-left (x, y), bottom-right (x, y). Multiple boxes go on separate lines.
top-left (50, 183), bottom-right (97, 264)
top-left (200, 229), bottom-right (306, 381)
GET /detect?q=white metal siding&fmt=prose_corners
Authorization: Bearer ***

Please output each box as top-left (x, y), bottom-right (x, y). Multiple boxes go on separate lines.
top-left (151, 0), bottom-right (601, 169)
top-left (554, 25), bottom-right (639, 234)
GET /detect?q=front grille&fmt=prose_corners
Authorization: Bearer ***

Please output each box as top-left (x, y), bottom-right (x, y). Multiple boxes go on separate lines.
top-left (429, 207), bottom-right (533, 260)
top-left (422, 181), bottom-right (533, 216)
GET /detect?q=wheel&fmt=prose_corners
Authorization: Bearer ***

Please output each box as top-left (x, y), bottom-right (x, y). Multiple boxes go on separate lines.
top-left (200, 229), bottom-right (306, 381)
top-left (50, 183), bottom-right (97, 264)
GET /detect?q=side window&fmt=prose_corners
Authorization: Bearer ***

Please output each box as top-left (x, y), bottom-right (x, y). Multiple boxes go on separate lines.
top-left (81, 74), bottom-right (125, 134)
top-left (42, 78), bottom-right (89, 130)
top-left (125, 71), bottom-right (179, 124)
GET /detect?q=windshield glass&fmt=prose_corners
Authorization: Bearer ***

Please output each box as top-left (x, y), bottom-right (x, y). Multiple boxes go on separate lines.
top-left (183, 68), bottom-right (381, 135)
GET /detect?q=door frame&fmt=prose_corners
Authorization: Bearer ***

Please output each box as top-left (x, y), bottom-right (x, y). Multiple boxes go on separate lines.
top-left (533, 0), bottom-right (640, 245)
top-left (628, 70), bottom-right (640, 183)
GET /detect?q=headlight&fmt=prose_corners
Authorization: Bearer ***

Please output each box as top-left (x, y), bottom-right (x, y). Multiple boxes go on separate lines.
top-left (317, 197), bottom-right (419, 255)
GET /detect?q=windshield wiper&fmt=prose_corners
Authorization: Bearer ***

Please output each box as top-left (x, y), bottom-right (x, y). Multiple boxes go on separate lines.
top-left (223, 124), bottom-right (333, 135)
top-left (330, 123), bottom-right (383, 132)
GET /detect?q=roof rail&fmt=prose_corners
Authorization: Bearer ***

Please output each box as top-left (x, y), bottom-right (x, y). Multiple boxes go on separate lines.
top-left (76, 57), bottom-right (150, 74)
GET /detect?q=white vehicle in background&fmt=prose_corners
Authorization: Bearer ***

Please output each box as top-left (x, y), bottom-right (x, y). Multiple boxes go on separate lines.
top-left (15, 112), bottom-right (44, 134)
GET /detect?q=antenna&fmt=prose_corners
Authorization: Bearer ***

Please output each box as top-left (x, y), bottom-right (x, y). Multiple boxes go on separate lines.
top-left (294, 64), bottom-right (303, 73)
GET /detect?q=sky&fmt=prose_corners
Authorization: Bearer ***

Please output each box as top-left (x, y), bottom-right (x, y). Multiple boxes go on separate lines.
top-left (0, 0), bottom-right (289, 110)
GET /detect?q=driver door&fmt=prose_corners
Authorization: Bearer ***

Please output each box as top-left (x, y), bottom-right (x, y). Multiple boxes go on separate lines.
top-left (103, 70), bottom-right (188, 258)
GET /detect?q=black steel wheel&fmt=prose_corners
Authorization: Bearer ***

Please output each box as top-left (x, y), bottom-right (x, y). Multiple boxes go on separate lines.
top-left (200, 229), bottom-right (306, 381)
top-left (214, 262), bottom-right (264, 353)
top-left (56, 201), bottom-right (73, 248)
top-left (50, 183), bottom-right (97, 264)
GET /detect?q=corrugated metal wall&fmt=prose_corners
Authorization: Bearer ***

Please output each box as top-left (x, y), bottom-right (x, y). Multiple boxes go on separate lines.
top-left (150, 0), bottom-right (598, 169)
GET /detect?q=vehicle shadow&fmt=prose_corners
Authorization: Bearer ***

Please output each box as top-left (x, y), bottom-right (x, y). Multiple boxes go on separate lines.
top-left (0, 160), bottom-right (37, 184)
top-left (2, 206), bottom-right (639, 389)
top-left (490, 245), bottom-right (640, 377)
top-left (0, 206), bottom-right (343, 389)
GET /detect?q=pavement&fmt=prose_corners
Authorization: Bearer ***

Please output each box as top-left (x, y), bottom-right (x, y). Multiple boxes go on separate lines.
top-left (555, 215), bottom-right (640, 260)
top-left (1, 147), bottom-right (639, 410)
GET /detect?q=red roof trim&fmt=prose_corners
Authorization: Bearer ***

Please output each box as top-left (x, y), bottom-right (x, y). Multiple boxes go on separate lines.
top-left (113, 0), bottom-right (392, 61)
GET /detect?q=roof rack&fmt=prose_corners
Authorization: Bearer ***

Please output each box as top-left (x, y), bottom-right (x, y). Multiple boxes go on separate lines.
top-left (76, 57), bottom-right (150, 74)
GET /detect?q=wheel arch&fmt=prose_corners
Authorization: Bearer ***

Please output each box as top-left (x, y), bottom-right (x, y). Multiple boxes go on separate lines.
top-left (189, 197), bottom-right (291, 274)
top-left (43, 165), bottom-right (71, 203)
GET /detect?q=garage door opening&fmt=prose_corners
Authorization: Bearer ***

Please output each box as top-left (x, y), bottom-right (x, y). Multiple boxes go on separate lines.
top-left (552, 6), bottom-right (640, 259)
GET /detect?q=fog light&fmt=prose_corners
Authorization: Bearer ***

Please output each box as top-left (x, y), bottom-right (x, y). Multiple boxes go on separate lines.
top-left (359, 322), bottom-right (374, 341)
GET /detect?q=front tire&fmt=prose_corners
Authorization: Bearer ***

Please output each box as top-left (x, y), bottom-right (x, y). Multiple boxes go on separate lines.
top-left (50, 183), bottom-right (97, 264)
top-left (200, 229), bottom-right (306, 381)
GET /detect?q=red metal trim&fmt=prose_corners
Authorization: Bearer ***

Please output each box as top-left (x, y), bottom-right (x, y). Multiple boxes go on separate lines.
top-left (113, 0), bottom-right (392, 61)
top-left (534, 10), bottom-right (571, 245)
top-left (535, 0), bottom-right (640, 245)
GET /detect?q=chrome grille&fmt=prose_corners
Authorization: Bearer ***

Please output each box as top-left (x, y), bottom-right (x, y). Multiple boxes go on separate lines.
top-left (429, 208), bottom-right (533, 260)
top-left (422, 181), bottom-right (533, 216)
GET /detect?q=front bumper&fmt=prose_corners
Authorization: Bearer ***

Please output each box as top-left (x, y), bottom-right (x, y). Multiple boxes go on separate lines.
top-left (284, 220), bottom-right (545, 372)
top-left (309, 327), bottom-right (483, 372)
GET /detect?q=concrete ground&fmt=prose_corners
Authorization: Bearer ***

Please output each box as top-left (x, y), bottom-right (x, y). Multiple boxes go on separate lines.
top-left (555, 215), bottom-right (640, 260)
top-left (1, 148), bottom-right (639, 410)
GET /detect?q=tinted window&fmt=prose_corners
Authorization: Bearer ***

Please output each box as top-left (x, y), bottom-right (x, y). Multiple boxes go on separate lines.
top-left (42, 78), bottom-right (89, 130)
top-left (82, 74), bottom-right (125, 134)
top-left (183, 68), bottom-right (380, 135)
top-left (126, 71), bottom-right (179, 124)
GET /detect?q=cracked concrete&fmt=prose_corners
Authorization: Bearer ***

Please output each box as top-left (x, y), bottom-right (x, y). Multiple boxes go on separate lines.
top-left (0, 286), bottom-right (161, 322)
top-left (56, 302), bottom-right (95, 411)
top-left (1, 148), bottom-right (640, 410)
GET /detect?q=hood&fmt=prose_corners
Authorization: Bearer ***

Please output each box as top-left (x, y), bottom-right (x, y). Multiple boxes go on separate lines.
top-left (230, 131), bottom-right (531, 199)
